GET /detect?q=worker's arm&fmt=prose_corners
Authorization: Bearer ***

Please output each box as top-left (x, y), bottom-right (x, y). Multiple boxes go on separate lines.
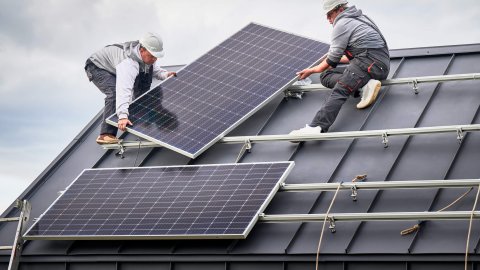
top-left (115, 59), bottom-right (138, 131)
top-left (296, 58), bottom-right (330, 79)
top-left (153, 61), bottom-right (177, 80)
top-left (296, 54), bottom-right (350, 80)
top-left (339, 55), bottom-right (350, 64)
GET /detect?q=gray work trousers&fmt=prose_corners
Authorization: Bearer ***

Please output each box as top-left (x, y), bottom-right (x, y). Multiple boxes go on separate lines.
top-left (310, 50), bottom-right (390, 132)
top-left (85, 64), bottom-right (119, 135)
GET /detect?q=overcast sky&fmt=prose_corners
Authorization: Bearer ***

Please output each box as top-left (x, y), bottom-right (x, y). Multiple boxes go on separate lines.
top-left (1, 0), bottom-right (479, 213)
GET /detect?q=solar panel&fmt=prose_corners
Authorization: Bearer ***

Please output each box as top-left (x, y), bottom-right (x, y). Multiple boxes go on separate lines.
top-left (106, 23), bottom-right (329, 158)
top-left (24, 162), bottom-right (294, 240)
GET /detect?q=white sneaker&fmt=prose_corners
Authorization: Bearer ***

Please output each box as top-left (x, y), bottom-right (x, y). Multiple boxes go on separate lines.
top-left (289, 125), bottom-right (322, 143)
top-left (356, 79), bottom-right (382, 109)
top-left (289, 125), bottom-right (322, 136)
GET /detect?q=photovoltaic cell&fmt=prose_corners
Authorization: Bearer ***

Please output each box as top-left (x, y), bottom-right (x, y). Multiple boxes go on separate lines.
top-left (24, 162), bottom-right (294, 240)
top-left (106, 23), bottom-right (329, 158)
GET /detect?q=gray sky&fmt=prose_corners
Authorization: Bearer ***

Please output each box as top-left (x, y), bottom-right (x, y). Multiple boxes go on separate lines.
top-left (1, 0), bottom-right (479, 213)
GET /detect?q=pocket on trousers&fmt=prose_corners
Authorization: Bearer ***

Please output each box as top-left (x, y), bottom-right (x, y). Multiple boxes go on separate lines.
top-left (367, 61), bottom-right (388, 80)
top-left (337, 66), bottom-right (367, 93)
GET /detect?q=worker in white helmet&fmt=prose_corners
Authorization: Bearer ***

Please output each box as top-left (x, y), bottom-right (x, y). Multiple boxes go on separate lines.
top-left (85, 33), bottom-right (176, 144)
top-left (290, 0), bottom-right (390, 135)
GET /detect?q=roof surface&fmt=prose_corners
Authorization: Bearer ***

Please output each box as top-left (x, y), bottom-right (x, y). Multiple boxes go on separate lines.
top-left (1, 44), bottom-right (480, 270)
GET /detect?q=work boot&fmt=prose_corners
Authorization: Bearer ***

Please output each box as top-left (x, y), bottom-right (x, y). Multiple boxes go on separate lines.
top-left (356, 79), bottom-right (382, 109)
top-left (289, 125), bottom-right (322, 143)
top-left (96, 134), bottom-right (120, 144)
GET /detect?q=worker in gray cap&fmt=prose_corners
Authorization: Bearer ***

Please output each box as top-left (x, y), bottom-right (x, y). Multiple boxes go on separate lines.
top-left (290, 0), bottom-right (390, 136)
top-left (85, 32), bottom-right (176, 144)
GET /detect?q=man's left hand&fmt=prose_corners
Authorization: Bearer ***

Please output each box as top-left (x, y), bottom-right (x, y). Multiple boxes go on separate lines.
top-left (167, 71), bottom-right (177, 77)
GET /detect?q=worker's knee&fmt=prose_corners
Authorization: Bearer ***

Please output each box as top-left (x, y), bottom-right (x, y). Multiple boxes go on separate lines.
top-left (320, 70), bottom-right (340, 89)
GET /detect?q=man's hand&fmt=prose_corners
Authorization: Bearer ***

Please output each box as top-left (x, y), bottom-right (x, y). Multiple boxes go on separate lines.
top-left (297, 58), bottom-right (331, 80)
top-left (118, 118), bottom-right (133, 131)
top-left (296, 68), bottom-right (314, 80)
top-left (167, 71), bottom-right (177, 78)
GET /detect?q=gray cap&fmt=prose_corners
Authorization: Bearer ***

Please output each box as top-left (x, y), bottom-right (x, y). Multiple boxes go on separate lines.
top-left (139, 32), bottom-right (165, 58)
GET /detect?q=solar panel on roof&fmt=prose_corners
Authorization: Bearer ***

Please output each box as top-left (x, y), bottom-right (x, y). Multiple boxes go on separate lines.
top-left (24, 162), bottom-right (294, 240)
top-left (106, 23), bottom-right (329, 158)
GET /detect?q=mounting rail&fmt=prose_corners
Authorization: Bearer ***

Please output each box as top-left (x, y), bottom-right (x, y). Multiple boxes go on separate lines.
top-left (280, 179), bottom-right (480, 192)
top-left (102, 124), bottom-right (480, 150)
top-left (262, 179), bottom-right (480, 232)
top-left (287, 72), bottom-right (480, 93)
top-left (259, 211), bottom-right (480, 223)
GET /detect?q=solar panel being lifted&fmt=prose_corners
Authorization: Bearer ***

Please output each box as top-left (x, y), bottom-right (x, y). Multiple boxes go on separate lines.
top-left (106, 23), bottom-right (329, 158)
top-left (24, 162), bottom-right (294, 240)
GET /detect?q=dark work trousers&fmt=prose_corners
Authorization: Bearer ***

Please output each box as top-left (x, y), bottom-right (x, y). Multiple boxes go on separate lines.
top-left (310, 51), bottom-right (390, 132)
top-left (84, 62), bottom-right (154, 136)
top-left (85, 64), bottom-right (118, 135)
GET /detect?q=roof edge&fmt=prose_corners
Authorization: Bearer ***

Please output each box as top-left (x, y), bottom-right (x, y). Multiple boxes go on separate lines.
top-left (2, 254), bottom-right (480, 263)
top-left (390, 43), bottom-right (480, 58)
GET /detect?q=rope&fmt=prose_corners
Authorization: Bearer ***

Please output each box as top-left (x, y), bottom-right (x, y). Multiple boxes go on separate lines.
top-left (400, 187), bottom-right (473, 235)
top-left (132, 139), bottom-right (141, 167)
top-left (400, 224), bottom-right (420, 236)
top-left (352, 174), bottom-right (367, 182)
top-left (439, 187), bottom-right (473, 212)
top-left (316, 183), bottom-right (342, 270)
top-left (465, 185), bottom-right (480, 270)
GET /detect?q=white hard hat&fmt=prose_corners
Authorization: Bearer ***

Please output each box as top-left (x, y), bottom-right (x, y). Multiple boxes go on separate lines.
top-left (323, 0), bottom-right (348, 15)
top-left (139, 32), bottom-right (165, 58)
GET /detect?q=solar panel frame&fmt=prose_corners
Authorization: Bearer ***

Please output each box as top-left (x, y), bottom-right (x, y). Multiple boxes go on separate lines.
top-left (105, 22), bottom-right (329, 158)
top-left (23, 161), bottom-right (294, 240)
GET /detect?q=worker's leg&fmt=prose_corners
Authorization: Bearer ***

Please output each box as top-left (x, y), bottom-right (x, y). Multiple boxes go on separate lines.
top-left (86, 65), bottom-right (118, 136)
top-left (319, 67), bottom-right (345, 89)
top-left (310, 64), bottom-right (370, 132)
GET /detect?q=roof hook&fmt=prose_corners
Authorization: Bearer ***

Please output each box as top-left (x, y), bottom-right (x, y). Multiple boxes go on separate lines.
top-left (235, 139), bottom-right (252, 163)
top-left (284, 90), bottom-right (304, 99)
top-left (328, 216), bottom-right (336, 233)
top-left (115, 142), bottom-right (126, 159)
top-left (351, 184), bottom-right (358, 201)
top-left (456, 128), bottom-right (464, 144)
top-left (350, 174), bottom-right (367, 201)
top-left (381, 132), bottom-right (389, 148)
top-left (412, 79), bottom-right (419, 94)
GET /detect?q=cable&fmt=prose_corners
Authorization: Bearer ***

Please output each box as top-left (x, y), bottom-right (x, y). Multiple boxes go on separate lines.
top-left (132, 139), bottom-right (141, 167)
top-left (400, 187), bottom-right (473, 235)
top-left (465, 185), bottom-right (480, 270)
top-left (316, 183), bottom-right (342, 270)
top-left (439, 187), bottom-right (473, 212)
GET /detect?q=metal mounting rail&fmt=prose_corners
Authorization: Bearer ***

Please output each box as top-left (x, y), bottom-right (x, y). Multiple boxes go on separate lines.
top-left (221, 124), bottom-right (480, 145)
top-left (0, 218), bottom-right (20, 223)
top-left (259, 211), bottom-right (480, 223)
top-left (280, 179), bottom-right (480, 192)
top-left (287, 72), bottom-right (480, 93)
top-left (101, 124), bottom-right (480, 150)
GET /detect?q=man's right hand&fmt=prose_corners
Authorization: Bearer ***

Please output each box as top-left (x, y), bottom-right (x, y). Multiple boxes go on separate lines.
top-left (296, 68), bottom-right (314, 80)
top-left (118, 118), bottom-right (133, 131)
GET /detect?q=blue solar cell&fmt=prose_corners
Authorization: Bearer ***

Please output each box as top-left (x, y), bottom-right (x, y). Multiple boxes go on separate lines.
top-left (24, 162), bottom-right (294, 240)
top-left (106, 23), bottom-right (328, 158)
